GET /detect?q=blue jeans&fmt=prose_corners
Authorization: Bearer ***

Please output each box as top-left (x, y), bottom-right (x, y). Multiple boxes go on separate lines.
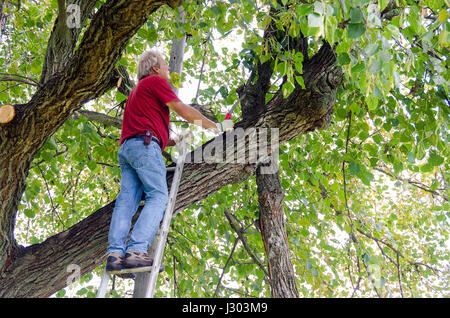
top-left (107, 138), bottom-right (168, 255)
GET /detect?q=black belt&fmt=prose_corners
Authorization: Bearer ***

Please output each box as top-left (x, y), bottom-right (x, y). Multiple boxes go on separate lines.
top-left (126, 131), bottom-right (160, 147)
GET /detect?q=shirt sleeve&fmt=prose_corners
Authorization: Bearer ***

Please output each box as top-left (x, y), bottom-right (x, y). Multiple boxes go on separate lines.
top-left (151, 76), bottom-right (180, 106)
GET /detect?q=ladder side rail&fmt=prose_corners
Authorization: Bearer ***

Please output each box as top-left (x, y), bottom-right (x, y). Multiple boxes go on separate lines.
top-left (133, 234), bottom-right (159, 297)
top-left (96, 269), bottom-right (111, 298)
top-left (144, 140), bottom-right (188, 298)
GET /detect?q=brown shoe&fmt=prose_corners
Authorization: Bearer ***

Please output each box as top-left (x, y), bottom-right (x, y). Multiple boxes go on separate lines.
top-left (106, 252), bottom-right (136, 279)
top-left (123, 251), bottom-right (165, 272)
top-left (105, 252), bottom-right (123, 271)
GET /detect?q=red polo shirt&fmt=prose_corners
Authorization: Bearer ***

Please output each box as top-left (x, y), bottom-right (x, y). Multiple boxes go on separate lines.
top-left (119, 75), bottom-right (180, 151)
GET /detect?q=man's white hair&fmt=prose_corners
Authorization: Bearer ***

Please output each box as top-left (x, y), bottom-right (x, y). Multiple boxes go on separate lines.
top-left (137, 49), bottom-right (164, 81)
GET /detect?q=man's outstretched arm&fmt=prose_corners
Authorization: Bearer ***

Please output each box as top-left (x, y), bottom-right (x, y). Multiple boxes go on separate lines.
top-left (167, 100), bottom-right (218, 131)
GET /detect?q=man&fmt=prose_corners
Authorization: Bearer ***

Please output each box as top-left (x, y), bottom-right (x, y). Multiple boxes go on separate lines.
top-left (106, 50), bottom-right (233, 271)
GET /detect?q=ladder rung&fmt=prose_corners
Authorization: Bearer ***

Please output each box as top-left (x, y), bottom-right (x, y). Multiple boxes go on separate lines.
top-left (107, 266), bottom-right (153, 275)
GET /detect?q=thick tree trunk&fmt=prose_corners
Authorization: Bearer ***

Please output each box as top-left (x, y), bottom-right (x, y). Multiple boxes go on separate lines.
top-left (168, 7), bottom-right (186, 96)
top-left (0, 202), bottom-right (113, 297)
top-left (0, 1), bottom-right (342, 297)
top-left (256, 163), bottom-right (298, 298)
top-left (0, 0), bottom-right (9, 37)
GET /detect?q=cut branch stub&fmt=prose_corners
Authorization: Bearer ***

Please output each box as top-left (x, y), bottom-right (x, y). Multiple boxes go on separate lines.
top-left (0, 104), bottom-right (15, 124)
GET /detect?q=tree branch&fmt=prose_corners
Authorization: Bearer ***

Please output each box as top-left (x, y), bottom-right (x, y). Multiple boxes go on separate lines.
top-left (115, 65), bottom-right (135, 97)
top-left (374, 167), bottom-right (448, 202)
top-left (40, 0), bottom-right (98, 84)
top-left (73, 110), bottom-right (122, 129)
top-left (0, 72), bottom-right (42, 87)
top-left (224, 209), bottom-right (270, 279)
top-left (356, 228), bottom-right (441, 275)
top-left (213, 238), bottom-right (238, 297)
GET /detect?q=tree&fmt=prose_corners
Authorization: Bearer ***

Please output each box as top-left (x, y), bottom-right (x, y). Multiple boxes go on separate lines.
top-left (0, 0), bottom-right (448, 298)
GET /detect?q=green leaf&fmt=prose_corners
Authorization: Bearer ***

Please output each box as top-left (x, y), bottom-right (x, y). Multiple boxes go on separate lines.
top-left (335, 107), bottom-right (348, 121)
top-left (350, 102), bottom-right (361, 114)
top-left (337, 53), bottom-right (351, 66)
top-left (282, 81), bottom-right (295, 98)
top-left (56, 289), bottom-right (66, 298)
top-left (24, 209), bottom-right (36, 218)
top-left (46, 138), bottom-right (58, 151)
top-left (428, 151), bottom-right (444, 166)
top-left (365, 43), bottom-right (379, 56)
top-left (170, 72), bottom-right (181, 88)
top-left (30, 236), bottom-right (40, 245)
top-left (295, 75), bottom-right (306, 89)
top-left (348, 23), bottom-right (366, 39)
top-left (351, 63), bottom-right (365, 73)
top-left (314, 1), bottom-right (325, 14)
top-left (367, 95), bottom-right (379, 110)
top-left (87, 160), bottom-right (97, 171)
top-left (385, 24), bottom-right (400, 39)
top-left (368, 58), bottom-right (381, 73)
top-left (379, 0), bottom-right (390, 12)
top-left (349, 161), bottom-right (360, 175)
top-left (362, 253), bottom-right (370, 263)
top-left (294, 52), bottom-right (304, 73)
top-left (407, 152), bottom-right (415, 164)
top-left (370, 255), bottom-right (384, 265)
top-left (276, 61), bottom-right (288, 76)
top-left (41, 151), bottom-right (54, 162)
top-left (376, 276), bottom-right (386, 289)
top-left (358, 166), bottom-right (375, 186)
top-left (296, 4), bottom-right (313, 17)
top-left (350, 8), bottom-right (363, 23)
top-left (300, 228), bottom-right (310, 237)
top-left (116, 91), bottom-right (127, 103)
top-left (137, 28), bottom-right (148, 38)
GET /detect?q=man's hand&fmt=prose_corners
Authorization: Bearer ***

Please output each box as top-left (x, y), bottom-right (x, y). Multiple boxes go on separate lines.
top-left (215, 119), bottom-right (234, 133)
top-left (167, 138), bottom-right (176, 147)
top-left (166, 100), bottom-right (234, 134)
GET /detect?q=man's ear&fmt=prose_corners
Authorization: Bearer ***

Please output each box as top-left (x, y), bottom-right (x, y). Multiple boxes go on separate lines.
top-left (151, 65), bottom-right (160, 74)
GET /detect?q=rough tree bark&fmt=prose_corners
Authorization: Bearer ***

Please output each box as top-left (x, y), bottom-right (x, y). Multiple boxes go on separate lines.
top-left (168, 7), bottom-right (186, 96)
top-left (39, 0), bottom-right (99, 85)
top-left (256, 162), bottom-right (298, 298)
top-left (0, 0), bottom-right (342, 297)
top-left (0, 0), bottom-right (10, 37)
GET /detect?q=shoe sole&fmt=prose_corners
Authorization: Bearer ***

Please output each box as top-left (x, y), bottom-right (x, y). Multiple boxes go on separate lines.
top-left (122, 264), bottom-right (154, 271)
top-left (106, 265), bottom-right (123, 271)
top-left (123, 262), bottom-right (165, 273)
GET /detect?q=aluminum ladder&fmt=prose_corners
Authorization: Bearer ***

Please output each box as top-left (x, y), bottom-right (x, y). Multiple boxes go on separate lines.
top-left (96, 136), bottom-right (190, 298)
